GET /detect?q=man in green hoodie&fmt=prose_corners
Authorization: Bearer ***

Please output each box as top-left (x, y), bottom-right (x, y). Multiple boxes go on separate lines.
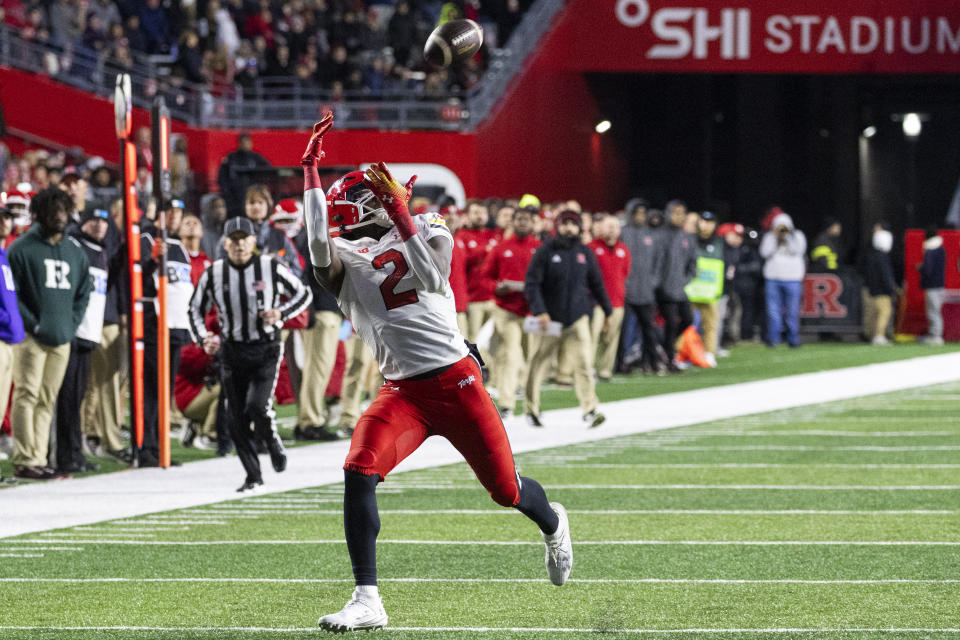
top-left (8, 187), bottom-right (92, 480)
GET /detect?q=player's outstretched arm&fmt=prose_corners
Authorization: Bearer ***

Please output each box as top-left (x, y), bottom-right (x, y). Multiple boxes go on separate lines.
top-left (364, 162), bottom-right (450, 292)
top-left (302, 114), bottom-right (345, 294)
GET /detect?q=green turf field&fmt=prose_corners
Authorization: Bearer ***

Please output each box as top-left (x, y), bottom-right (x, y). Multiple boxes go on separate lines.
top-left (1, 379), bottom-right (958, 638)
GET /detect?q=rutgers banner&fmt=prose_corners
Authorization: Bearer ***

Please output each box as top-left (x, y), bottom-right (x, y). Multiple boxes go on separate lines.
top-left (551, 0), bottom-right (960, 73)
top-left (799, 268), bottom-right (864, 334)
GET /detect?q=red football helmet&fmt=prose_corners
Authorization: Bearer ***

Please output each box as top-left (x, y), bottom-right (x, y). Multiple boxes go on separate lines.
top-left (325, 171), bottom-right (390, 237)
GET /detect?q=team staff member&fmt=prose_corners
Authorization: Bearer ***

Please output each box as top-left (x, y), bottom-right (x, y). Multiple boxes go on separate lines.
top-left (139, 199), bottom-right (194, 467)
top-left (656, 200), bottom-right (697, 372)
top-left (8, 188), bottom-right (92, 479)
top-left (481, 206), bottom-right (539, 418)
top-left (189, 217), bottom-right (312, 493)
top-left (588, 214), bottom-right (630, 381)
top-left (524, 210), bottom-right (612, 428)
top-left (459, 200), bottom-right (497, 342)
top-left (686, 211), bottom-right (725, 367)
top-left (0, 204), bottom-right (24, 484)
top-left (294, 216), bottom-right (342, 442)
top-left (55, 209), bottom-right (111, 473)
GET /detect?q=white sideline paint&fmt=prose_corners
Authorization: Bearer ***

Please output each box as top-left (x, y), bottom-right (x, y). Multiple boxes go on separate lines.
top-left (1, 626), bottom-right (959, 634)
top-left (2, 352), bottom-right (959, 539)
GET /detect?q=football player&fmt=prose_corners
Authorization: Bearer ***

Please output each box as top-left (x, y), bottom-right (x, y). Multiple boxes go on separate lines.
top-left (302, 114), bottom-right (573, 632)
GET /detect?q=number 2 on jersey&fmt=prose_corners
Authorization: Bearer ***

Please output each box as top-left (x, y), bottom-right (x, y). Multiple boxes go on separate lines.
top-left (372, 249), bottom-right (420, 310)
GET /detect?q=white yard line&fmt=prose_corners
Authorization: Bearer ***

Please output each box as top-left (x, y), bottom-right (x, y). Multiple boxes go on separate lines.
top-left (380, 484), bottom-right (960, 490)
top-left (2, 352), bottom-right (959, 539)
top-left (178, 508), bottom-right (954, 515)
top-left (6, 538), bottom-right (960, 546)
top-left (2, 577), bottom-right (958, 584)
top-left (1, 626), bottom-right (958, 634)
top-left (539, 463), bottom-right (960, 469)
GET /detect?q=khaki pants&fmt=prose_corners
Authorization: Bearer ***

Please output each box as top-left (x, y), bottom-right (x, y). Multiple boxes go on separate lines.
top-left (81, 323), bottom-right (125, 452)
top-left (491, 306), bottom-right (530, 411)
top-left (868, 295), bottom-right (892, 340)
top-left (182, 383), bottom-right (220, 438)
top-left (340, 333), bottom-right (376, 429)
top-left (0, 341), bottom-right (13, 426)
top-left (591, 306), bottom-right (624, 379)
top-left (456, 312), bottom-right (469, 342)
top-left (525, 315), bottom-right (597, 417)
top-left (467, 300), bottom-right (494, 342)
top-left (692, 301), bottom-right (720, 355)
top-left (298, 311), bottom-right (342, 428)
top-left (12, 335), bottom-right (70, 467)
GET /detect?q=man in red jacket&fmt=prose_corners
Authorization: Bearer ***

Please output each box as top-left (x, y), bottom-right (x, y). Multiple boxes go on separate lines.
top-left (458, 200), bottom-right (498, 342)
top-left (446, 208), bottom-right (470, 338)
top-left (481, 206), bottom-right (540, 417)
top-left (588, 214), bottom-right (631, 381)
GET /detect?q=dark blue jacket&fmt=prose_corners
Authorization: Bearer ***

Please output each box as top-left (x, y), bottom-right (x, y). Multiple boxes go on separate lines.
top-left (920, 241), bottom-right (946, 290)
top-left (864, 249), bottom-right (897, 297)
top-left (0, 246), bottom-right (24, 345)
top-left (525, 236), bottom-right (612, 327)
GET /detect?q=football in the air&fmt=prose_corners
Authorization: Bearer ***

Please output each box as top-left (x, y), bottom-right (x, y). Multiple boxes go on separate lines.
top-left (423, 19), bottom-right (483, 67)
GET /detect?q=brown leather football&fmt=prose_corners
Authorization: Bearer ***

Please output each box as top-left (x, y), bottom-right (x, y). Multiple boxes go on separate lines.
top-left (423, 19), bottom-right (483, 67)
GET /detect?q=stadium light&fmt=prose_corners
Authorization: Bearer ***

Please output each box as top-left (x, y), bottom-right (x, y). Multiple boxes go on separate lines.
top-left (595, 120), bottom-right (612, 134)
top-left (902, 113), bottom-right (922, 138)
top-left (862, 126), bottom-right (877, 138)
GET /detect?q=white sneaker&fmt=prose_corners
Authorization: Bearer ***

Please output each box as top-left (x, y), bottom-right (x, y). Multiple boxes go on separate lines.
top-left (704, 352), bottom-right (718, 368)
top-left (194, 435), bottom-right (215, 450)
top-left (542, 502), bottom-right (572, 586)
top-left (871, 336), bottom-right (889, 346)
top-left (318, 587), bottom-right (388, 632)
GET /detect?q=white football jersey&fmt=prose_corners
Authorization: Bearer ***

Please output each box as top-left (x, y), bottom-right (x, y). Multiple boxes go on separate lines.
top-left (335, 213), bottom-right (469, 379)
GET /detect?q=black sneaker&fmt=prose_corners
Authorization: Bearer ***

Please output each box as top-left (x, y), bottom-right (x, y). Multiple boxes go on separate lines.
top-left (335, 424), bottom-right (355, 439)
top-left (498, 407), bottom-right (513, 420)
top-left (526, 412), bottom-right (544, 428)
top-left (237, 478), bottom-right (264, 493)
top-left (108, 449), bottom-right (132, 464)
top-left (267, 435), bottom-right (287, 473)
top-left (583, 409), bottom-right (606, 429)
top-left (304, 425), bottom-right (340, 441)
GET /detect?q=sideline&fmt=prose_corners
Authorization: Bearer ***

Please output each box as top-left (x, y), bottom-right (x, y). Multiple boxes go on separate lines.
top-left (2, 352), bottom-right (958, 539)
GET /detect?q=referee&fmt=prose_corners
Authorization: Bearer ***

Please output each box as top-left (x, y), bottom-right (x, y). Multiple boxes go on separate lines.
top-left (188, 217), bottom-right (312, 492)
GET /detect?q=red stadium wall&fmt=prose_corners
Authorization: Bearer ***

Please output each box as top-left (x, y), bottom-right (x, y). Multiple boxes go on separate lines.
top-left (0, 55), bottom-right (627, 209)
top-left (0, 68), bottom-right (480, 196)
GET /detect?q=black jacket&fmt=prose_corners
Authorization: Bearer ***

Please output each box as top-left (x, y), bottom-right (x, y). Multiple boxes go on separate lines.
top-left (525, 236), bottom-right (612, 327)
top-left (863, 249), bottom-right (897, 297)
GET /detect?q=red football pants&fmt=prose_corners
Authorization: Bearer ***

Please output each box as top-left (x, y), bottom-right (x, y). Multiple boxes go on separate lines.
top-left (344, 356), bottom-right (520, 507)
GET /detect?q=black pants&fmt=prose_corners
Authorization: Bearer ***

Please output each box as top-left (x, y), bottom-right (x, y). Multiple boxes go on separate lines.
top-left (657, 298), bottom-right (693, 362)
top-left (55, 344), bottom-right (91, 470)
top-left (626, 302), bottom-right (661, 369)
top-left (141, 318), bottom-right (188, 460)
top-left (221, 340), bottom-right (284, 482)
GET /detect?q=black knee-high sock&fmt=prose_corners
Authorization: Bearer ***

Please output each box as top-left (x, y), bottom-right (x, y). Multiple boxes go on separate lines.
top-left (514, 476), bottom-right (559, 535)
top-left (344, 470), bottom-right (380, 586)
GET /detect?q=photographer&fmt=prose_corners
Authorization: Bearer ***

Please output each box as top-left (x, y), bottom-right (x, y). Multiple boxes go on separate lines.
top-left (759, 211), bottom-right (807, 348)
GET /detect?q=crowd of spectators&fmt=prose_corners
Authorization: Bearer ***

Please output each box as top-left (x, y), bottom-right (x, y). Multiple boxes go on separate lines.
top-left (0, 139), bottom-right (948, 482)
top-left (1, 0), bottom-right (527, 101)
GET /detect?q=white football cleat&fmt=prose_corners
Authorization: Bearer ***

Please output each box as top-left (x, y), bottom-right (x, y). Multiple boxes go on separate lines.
top-left (318, 587), bottom-right (388, 632)
top-left (542, 502), bottom-right (572, 586)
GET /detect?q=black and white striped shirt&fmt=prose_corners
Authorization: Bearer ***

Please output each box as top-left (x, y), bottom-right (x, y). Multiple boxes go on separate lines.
top-left (188, 254), bottom-right (312, 344)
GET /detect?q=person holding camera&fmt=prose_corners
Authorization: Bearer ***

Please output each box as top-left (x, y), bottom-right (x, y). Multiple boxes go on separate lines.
top-left (759, 210), bottom-right (807, 348)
